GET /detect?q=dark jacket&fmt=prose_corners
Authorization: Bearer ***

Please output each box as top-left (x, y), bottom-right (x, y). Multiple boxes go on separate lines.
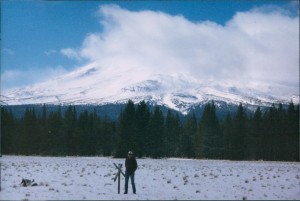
top-left (125, 157), bottom-right (137, 175)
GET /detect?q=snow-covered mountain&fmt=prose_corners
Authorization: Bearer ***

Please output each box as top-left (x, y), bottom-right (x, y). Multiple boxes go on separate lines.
top-left (1, 62), bottom-right (297, 114)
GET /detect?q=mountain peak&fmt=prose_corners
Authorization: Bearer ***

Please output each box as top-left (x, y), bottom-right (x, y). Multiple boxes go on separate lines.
top-left (1, 63), bottom-right (296, 114)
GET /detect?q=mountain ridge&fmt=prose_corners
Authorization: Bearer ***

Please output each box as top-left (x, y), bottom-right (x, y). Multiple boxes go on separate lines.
top-left (1, 62), bottom-right (297, 114)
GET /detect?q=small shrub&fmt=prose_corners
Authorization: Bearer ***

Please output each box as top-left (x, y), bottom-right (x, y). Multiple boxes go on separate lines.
top-left (183, 176), bottom-right (189, 185)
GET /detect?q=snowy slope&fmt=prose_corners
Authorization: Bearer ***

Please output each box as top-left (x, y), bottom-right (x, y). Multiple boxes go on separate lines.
top-left (1, 156), bottom-right (299, 200)
top-left (1, 62), bottom-right (297, 114)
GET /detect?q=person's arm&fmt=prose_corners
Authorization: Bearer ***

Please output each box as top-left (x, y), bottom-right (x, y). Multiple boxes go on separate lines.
top-left (134, 159), bottom-right (137, 172)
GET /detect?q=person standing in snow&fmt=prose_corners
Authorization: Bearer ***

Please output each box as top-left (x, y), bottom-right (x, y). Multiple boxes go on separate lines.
top-left (124, 151), bottom-right (137, 194)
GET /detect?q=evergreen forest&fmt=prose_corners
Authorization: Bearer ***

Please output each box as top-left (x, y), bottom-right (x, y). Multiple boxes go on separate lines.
top-left (1, 100), bottom-right (299, 161)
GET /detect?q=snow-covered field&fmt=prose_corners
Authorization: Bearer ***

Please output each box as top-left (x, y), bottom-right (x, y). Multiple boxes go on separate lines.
top-left (1, 156), bottom-right (299, 200)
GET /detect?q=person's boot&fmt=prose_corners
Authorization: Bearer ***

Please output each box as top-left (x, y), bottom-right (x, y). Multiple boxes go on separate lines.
top-left (124, 191), bottom-right (127, 194)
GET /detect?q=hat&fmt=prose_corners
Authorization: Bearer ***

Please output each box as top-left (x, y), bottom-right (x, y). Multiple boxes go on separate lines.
top-left (128, 151), bottom-right (133, 155)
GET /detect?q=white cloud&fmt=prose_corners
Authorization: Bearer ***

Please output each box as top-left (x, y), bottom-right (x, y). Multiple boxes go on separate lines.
top-left (63, 5), bottom-right (299, 96)
top-left (60, 48), bottom-right (82, 61)
top-left (225, 10), bottom-right (299, 85)
top-left (1, 66), bottom-right (67, 90)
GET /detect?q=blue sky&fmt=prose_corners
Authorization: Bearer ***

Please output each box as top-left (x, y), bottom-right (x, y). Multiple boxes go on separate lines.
top-left (1, 0), bottom-right (299, 90)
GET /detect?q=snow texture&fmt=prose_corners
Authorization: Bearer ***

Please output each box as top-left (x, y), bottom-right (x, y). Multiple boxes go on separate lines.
top-left (1, 156), bottom-right (299, 200)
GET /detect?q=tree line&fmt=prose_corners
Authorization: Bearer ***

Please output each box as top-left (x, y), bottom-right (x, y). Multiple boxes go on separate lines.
top-left (1, 100), bottom-right (299, 161)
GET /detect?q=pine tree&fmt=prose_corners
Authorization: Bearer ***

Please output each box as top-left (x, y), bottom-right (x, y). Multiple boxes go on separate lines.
top-left (222, 113), bottom-right (233, 159)
top-left (232, 103), bottom-right (247, 160)
top-left (88, 109), bottom-right (100, 155)
top-left (165, 109), bottom-right (181, 157)
top-left (1, 107), bottom-right (15, 154)
top-left (181, 112), bottom-right (197, 158)
top-left (100, 115), bottom-right (116, 156)
top-left (78, 109), bottom-right (99, 155)
top-left (64, 105), bottom-right (77, 155)
top-left (247, 107), bottom-right (263, 160)
top-left (23, 108), bottom-right (39, 154)
top-left (277, 103), bottom-right (286, 160)
top-left (78, 110), bottom-right (89, 155)
top-left (286, 101), bottom-right (299, 161)
top-left (47, 106), bottom-right (63, 155)
top-left (115, 100), bottom-right (137, 158)
top-left (263, 104), bottom-right (278, 160)
top-left (38, 104), bottom-right (49, 155)
top-left (148, 105), bottom-right (164, 158)
top-left (135, 101), bottom-right (150, 157)
top-left (196, 101), bottom-right (222, 159)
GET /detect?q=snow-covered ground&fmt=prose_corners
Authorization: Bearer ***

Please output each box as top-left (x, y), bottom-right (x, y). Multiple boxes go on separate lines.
top-left (1, 156), bottom-right (299, 200)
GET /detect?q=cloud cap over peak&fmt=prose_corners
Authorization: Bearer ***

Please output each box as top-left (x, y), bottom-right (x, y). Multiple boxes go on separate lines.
top-left (64, 4), bottom-right (298, 98)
